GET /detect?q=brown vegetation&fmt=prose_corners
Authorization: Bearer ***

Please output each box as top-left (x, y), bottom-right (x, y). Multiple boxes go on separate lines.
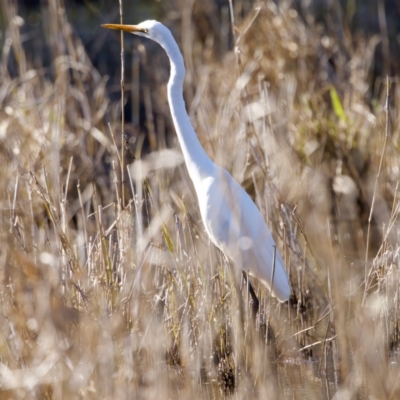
top-left (0, 0), bottom-right (400, 398)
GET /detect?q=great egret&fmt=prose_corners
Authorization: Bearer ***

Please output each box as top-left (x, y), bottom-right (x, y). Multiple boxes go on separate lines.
top-left (102, 20), bottom-right (291, 302)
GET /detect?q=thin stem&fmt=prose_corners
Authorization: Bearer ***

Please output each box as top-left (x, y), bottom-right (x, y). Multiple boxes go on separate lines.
top-left (119, 0), bottom-right (125, 208)
top-left (364, 76), bottom-right (390, 302)
top-left (266, 245), bottom-right (277, 345)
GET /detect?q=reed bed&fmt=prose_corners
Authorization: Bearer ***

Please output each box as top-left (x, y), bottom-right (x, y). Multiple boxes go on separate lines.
top-left (0, 0), bottom-right (400, 398)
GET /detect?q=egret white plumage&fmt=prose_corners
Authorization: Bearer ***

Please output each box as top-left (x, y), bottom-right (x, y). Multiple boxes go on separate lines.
top-left (102, 20), bottom-right (291, 302)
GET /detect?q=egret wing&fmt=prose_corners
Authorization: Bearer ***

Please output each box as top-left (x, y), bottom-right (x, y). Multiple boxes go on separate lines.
top-left (198, 167), bottom-right (290, 301)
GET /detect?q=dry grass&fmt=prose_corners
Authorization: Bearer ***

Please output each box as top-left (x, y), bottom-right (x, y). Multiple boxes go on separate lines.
top-left (1, 0), bottom-right (400, 398)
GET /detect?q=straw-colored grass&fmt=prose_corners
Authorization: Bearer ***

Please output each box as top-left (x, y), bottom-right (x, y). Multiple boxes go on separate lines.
top-left (1, 0), bottom-right (400, 398)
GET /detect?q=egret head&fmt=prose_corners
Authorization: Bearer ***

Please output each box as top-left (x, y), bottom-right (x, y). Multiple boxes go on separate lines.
top-left (101, 20), bottom-right (169, 43)
top-left (102, 20), bottom-right (184, 73)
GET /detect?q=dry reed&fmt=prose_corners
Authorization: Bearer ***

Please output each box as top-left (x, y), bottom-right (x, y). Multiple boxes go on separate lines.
top-left (0, 0), bottom-right (400, 398)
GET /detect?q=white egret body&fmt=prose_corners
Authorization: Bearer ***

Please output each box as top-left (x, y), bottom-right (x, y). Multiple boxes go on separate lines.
top-left (102, 20), bottom-right (291, 302)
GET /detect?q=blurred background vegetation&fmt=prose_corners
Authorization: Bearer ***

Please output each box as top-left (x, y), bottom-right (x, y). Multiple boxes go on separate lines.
top-left (1, 0), bottom-right (400, 398)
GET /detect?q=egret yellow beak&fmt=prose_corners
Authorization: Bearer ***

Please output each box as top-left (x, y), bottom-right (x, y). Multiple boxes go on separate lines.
top-left (101, 24), bottom-right (148, 34)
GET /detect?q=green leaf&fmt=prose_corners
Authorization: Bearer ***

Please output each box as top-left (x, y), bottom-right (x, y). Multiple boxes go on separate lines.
top-left (330, 86), bottom-right (347, 122)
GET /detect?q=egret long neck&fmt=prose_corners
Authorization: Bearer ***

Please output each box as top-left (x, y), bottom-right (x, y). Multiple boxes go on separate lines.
top-left (160, 35), bottom-right (214, 184)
